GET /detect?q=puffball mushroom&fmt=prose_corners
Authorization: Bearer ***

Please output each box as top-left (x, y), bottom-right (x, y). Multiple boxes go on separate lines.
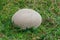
top-left (12, 9), bottom-right (42, 29)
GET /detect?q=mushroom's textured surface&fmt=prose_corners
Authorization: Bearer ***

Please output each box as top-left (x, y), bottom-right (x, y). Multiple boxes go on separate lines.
top-left (12, 9), bottom-right (42, 29)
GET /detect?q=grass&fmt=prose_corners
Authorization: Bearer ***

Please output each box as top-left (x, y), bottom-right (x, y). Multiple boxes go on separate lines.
top-left (0, 0), bottom-right (60, 40)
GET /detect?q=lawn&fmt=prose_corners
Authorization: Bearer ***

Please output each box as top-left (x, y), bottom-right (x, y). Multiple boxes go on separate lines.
top-left (0, 0), bottom-right (60, 40)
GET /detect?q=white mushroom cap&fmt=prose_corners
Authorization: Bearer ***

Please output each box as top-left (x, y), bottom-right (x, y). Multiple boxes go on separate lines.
top-left (12, 9), bottom-right (42, 29)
